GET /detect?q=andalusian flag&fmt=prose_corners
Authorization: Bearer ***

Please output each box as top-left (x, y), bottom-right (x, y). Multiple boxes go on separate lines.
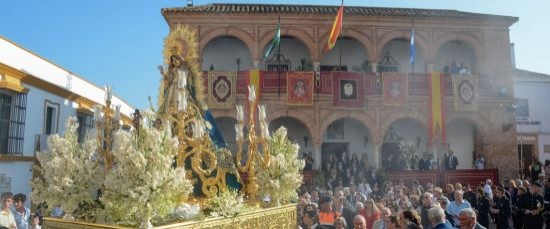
top-left (324, 4), bottom-right (344, 52)
top-left (263, 19), bottom-right (281, 59)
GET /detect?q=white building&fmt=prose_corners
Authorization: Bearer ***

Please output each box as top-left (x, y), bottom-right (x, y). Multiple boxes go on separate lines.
top-left (514, 69), bottom-right (550, 168)
top-left (0, 36), bottom-right (134, 206)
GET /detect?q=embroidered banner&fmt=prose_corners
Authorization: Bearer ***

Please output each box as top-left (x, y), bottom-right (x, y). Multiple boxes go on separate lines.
top-left (287, 72), bottom-right (314, 106)
top-left (452, 75), bottom-right (478, 111)
top-left (332, 71), bottom-right (365, 109)
top-left (208, 71), bottom-right (236, 109)
top-left (382, 72), bottom-right (408, 106)
top-left (429, 72), bottom-right (446, 144)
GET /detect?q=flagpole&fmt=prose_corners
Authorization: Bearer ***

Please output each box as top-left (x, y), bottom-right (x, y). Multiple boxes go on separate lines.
top-left (411, 20), bottom-right (415, 74)
top-left (339, 0), bottom-right (344, 71)
top-left (277, 16), bottom-right (281, 96)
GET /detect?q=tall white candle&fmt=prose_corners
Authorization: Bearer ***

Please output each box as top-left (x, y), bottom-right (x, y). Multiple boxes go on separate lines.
top-left (114, 105), bottom-right (121, 120)
top-left (93, 105), bottom-right (102, 121)
top-left (248, 85), bottom-right (256, 102)
top-left (236, 105), bottom-right (244, 122)
top-left (258, 105), bottom-right (266, 121)
top-left (104, 85), bottom-right (112, 101)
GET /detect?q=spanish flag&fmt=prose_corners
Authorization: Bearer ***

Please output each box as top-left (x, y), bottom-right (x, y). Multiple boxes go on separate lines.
top-left (429, 73), bottom-right (446, 144)
top-left (324, 4), bottom-right (343, 53)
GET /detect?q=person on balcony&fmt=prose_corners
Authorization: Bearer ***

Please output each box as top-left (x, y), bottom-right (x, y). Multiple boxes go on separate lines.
top-left (444, 151), bottom-right (459, 170)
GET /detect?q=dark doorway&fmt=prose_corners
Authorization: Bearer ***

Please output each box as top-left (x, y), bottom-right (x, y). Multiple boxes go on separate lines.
top-left (321, 142), bottom-right (349, 171)
top-left (518, 144), bottom-right (533, 179)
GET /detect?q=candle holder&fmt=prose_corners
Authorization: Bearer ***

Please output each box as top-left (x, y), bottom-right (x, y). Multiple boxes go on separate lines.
top-left (235, 85), bottom-right (271, 198)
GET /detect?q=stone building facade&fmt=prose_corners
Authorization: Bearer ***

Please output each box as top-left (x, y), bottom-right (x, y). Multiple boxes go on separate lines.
top-left (162, 3), bottom-right (519, 180)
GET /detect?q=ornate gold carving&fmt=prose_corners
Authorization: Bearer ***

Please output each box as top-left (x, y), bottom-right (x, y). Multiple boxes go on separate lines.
top-left (44, 204), bottom-right (297, 229)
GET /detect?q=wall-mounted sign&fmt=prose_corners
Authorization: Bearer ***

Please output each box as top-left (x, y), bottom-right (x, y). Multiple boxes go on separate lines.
top-left (545, 145), bottom-right (550, 153)
top-left (517, 135), bottom-right (537, 143)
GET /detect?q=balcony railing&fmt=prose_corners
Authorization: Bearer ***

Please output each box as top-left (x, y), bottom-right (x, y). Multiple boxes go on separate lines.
top-left (202, 71), bottom-right (495, 98)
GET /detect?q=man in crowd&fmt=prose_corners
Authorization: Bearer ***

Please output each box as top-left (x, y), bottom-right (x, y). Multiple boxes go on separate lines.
top-left (437, 196), bottom-right (455, 227)
top-left (520, 181), bottom-right (544, 229)
top-left (372, 207), bottom-right (391, 229)
top-left (353, 215), bottom-right (366, 229)
top-left (448, 190), bottom-right (472, 228)
top-left (490, 187), bottom-right (511, 229)
top-left (417, 192), bottom-right (435, 229)
top-left (444, 151), bottom-right (458, 170)
top-left (0, 192), bottom-right (16, 229)
top-left (458, 208), bottom-right (486, 229)
top-left (12, 193), bottom-right (31, 229)
top-left (429, 207), bottom-right (453, 229)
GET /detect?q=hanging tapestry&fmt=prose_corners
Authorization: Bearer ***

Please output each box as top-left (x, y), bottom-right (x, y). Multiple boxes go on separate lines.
top-left (382, 72), bottom-right (408, 106)
top-left (208, 71), bottom-right (237, 109)
top-left (287, 72), bottom-right (314, 106)
top-left (332, 71), bottom-right (365, 109)
top-left (453, 75), bottom-right (478, 111)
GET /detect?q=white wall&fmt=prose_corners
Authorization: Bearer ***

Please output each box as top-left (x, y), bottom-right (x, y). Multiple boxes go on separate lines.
top-left (0, 162), bottom-right (33, 208)
top-left (321, 38), bottom-right (369, 71)
top-left (202, 36), bottom-right (253, 71)
top-left (322, 118), bottom-right (374, 163)
top-left (447, 119), bottom-right (475, 169)
top-left (514, 82), bottom-right (550, 133)
top-left (381, 39), bottom-right (427, 73)
top-left (23, 84), bottom-right (77, 156)
top-left (434, 40), bottom-right (477, 74)
top-left (0, 36), bottom-right (134, 116)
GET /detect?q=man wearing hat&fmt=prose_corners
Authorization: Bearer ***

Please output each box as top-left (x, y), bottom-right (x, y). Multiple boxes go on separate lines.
top-left (520, 181), bottom-right (544, 228)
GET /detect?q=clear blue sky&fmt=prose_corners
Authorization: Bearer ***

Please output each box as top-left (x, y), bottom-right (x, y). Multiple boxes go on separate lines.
top-left (1, 0), bottom-right (548, 109)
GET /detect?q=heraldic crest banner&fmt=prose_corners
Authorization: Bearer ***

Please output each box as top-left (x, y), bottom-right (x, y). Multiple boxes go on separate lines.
top-left (382, 72), bottom-right (408, 106)
top-left (208, 71), bottom-right (236, 109)
top-left (452, 75), bottom-right (478, 111)
top-left (332, 71), bottom-right (365, 109)
top-left (287, 72), bottom-right (314, 106)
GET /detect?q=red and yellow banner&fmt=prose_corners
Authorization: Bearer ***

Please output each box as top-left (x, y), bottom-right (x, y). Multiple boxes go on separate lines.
top-left (429, 72), bottom-right (446, 144)
top-left (324, 5), bottom-right (343, 52)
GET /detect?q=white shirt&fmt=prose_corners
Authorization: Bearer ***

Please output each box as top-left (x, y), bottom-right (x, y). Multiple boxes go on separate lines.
top-left (483, 184), bottom-right (493, 199)
top-left (0, 208), bottom-right (16, 229)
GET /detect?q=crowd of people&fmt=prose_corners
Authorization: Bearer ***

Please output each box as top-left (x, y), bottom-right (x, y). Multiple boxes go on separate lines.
top-left (0, 192), bottom-right (40, 229)
top-left (297, 175), bottom-right (550, 229)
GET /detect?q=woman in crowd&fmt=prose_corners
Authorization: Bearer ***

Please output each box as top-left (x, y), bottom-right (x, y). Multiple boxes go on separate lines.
top-left (475, 188), bottom-right (490, 228)
top-left (385, 215), bottom-right (401, 229)
top-left (334, 216), bottom-right (347, 229)
top-left (360, 199), bottom-right (380, 229)
top-left (400, 210), bottom-right (422, 229)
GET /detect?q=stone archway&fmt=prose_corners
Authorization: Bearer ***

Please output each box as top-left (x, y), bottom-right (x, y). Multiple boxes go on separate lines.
top-left (434, 39), bottom-right (479, 75)
top-left (433, 32), bottom-right (484, 68)
top-left (319, 29), bottom-right (375, 62)
top-left (376, 29), bottom-right (430, 62)
top-left (201, 36), bottom-right (254, 71)
top-left (381, 117), bottom-right (429, 170)
top-left (199, 26), bottom-right (256, 60)
top-left (259, 27), bottom-right (316, 62)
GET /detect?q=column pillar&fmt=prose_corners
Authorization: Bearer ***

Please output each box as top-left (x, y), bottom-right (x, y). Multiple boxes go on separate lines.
top-left (313, 144), bottom-right (322, 170)
top-left (313, 62), bottom-right (321, 72)
top-left (371, 62), bottom-right (378, 73)
top-left (426, 62), bottom-right (435, 73)
top-left (253, 60), bottom-right (260, 69)
top-left (373, 143), bottom-right (382, 169)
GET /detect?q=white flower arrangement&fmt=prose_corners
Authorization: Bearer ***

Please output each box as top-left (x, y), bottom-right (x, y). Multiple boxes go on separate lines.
top-left (204, 188), bottom-right (251, 218)
top-left (257, 127), bottom-right (305, 205)
top-left (173, 203), bottom-right (201, 219)
top-left (100, 114), bottom-right (193, 224)
top-left (31, 117), bottom-right (100, 217)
